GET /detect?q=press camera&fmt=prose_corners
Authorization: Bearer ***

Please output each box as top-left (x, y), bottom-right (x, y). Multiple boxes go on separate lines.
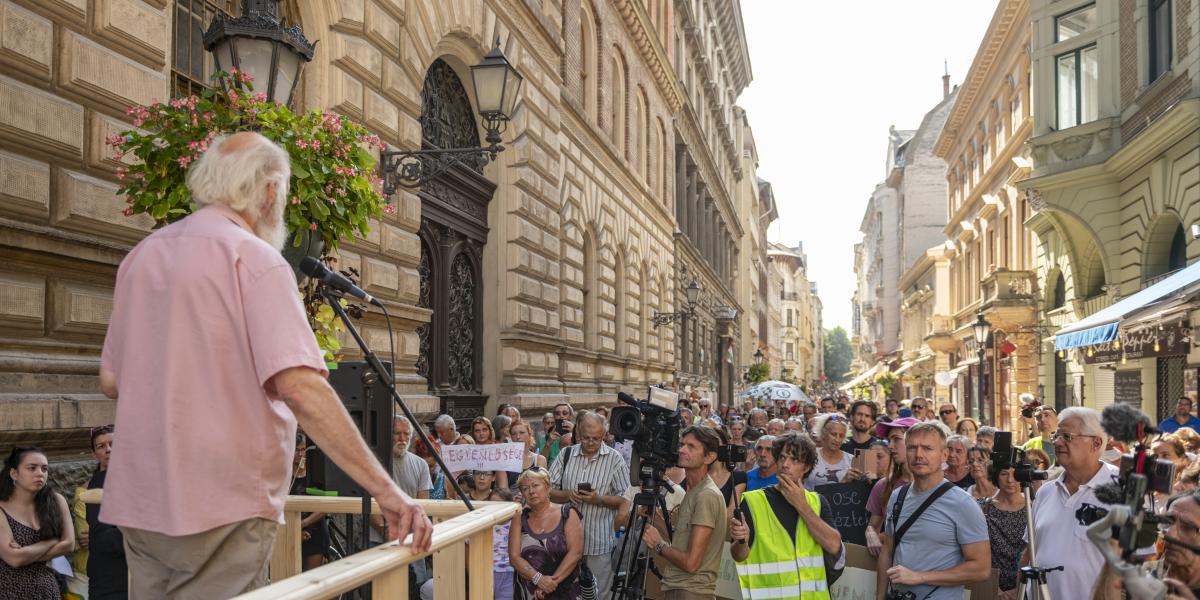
top-left (990, 431), bottom-right (1048, 484)
top-left (610, 387), bottom-right (681, 471)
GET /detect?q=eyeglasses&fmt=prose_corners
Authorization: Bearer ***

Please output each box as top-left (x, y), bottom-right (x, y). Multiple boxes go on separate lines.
top-left (940, 409), bottom-right (956, 416)
top-left (1050, 431), bottom-right (1097, 444)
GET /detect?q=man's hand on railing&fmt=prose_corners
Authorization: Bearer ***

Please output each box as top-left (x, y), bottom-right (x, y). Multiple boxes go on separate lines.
top-left (377, 485), bottom-right (433, 553)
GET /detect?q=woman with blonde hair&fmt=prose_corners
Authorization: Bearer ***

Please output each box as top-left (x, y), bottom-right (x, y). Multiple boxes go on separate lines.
top-left (509, 468), bottom-right (582, 600)
top-left (505, 420), bottom-right (547, 495)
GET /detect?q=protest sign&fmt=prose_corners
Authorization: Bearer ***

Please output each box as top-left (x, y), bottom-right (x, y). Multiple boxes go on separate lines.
top-left (439, 442), bottom-right (525, 472)
top-left (814, 479), bottom-right (872, 546)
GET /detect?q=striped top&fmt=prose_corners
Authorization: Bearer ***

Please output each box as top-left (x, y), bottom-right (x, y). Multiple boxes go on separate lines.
top-left (548, 443), bottom-right (630, 555)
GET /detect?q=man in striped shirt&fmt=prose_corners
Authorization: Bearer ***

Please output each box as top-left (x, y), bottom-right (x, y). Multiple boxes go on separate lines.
top-left (549, 411), bottom-right (630, 600)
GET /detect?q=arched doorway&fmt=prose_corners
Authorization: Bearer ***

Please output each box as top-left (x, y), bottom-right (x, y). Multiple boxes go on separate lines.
top-left (414, 59), bottom-right (497, 426)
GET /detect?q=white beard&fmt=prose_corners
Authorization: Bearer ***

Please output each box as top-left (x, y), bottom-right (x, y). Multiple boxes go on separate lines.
top-left (255, 189), bottom-right (287, 251)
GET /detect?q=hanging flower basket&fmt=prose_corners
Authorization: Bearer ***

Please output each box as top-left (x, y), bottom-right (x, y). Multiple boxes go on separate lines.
top-left (107, 69), bottom-right (392, 252)
top-left (108, 70), bottom-right (391, 367)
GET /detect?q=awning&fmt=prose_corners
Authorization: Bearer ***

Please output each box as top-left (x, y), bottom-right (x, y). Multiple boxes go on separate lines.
top-left (839, 364), bottom-right (880, 391)
top-left (893, 361), bottom-right (915, 376)
top-left (1055, 261), bottom-right (1200, 350)
top-left (948, 364), bottom-right (971, 377)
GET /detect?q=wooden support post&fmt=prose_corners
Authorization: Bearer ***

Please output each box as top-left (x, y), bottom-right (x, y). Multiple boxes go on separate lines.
top-left (373, 564), bottom-right (410, 599)
top-left (269, 510), bottom-right (302, 582)
top-left (467, 529), bottom-right (494, 600)
top-left (432, 543), bottom-right (466, 600)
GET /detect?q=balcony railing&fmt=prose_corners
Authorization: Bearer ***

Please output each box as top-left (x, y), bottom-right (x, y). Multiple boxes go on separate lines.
top-left (81, 490), bottom-right (519, 600)
top-left (782, 292), bottom-right (800, 301)
top-left (1077, 293), bottom-right (1113, 319)
top-left (980, 269), bottom-right (1036, 305)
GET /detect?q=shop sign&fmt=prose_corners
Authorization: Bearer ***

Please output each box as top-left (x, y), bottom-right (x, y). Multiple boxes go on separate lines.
top-left (1083, 322), bottom-right (1191, 364)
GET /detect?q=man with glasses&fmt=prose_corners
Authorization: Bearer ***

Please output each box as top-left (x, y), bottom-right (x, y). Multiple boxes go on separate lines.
top-left (695, 398), bottom-right (721, 425)
top-left (1021, 406), bottom-right (1058, 465)
top-left (746, 435), bottom-right (779, 491)
top-left (938, 403), bottom-right (958, 431)
top-left (1025, 407), bottom-right (1118, 600)
top-left (548, 411), bottom-right (629, 600)
top-left (1163, 490), bottom-right (1200, 597)
top-left (909, 397), bottom-right (930, 422)
top-left (1159, 396), bottom-right (1200, 434)
top-left (842, 400), bottom-right (879, 453)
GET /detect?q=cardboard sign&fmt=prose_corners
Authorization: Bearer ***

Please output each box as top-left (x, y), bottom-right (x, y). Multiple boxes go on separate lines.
top-left (715, 542), bottom-right (740, 599)
top-left (814, 480), bottom-right (872, 546)
top-left (439, 442), bottom-right (525, 472)
top-left (852, 447), bottom-right (885, 480)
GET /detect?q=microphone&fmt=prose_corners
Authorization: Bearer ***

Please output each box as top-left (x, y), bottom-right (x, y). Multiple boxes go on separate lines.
top-left (299, 256), bottom-right (382, 307)
top-left (1100, 404), bottom-right (1157, 443)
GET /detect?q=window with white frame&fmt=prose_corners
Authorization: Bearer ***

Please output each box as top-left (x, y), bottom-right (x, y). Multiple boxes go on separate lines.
top-left (1053, 4), bottom-right (1098, 129)
top-left (1056, 44), bottom-right (1098, 128)
top-left (1149, 0), bottom-right (1172, 81)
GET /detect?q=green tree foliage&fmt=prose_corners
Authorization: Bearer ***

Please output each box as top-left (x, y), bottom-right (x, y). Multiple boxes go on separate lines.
top-left (747, 362), bottom-right (770, 385)
top-left (823, 326), bottom-right (853, 383)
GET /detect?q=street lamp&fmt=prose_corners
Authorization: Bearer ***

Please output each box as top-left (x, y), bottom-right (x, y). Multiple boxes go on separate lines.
top-left (753, 348), bottom-right (763, 365)
top-left (652, 279), bottom-right (701, 329)
top-left (203, 0), bottom-right (316, 107)
top-left (971, 310), bottom-right (992, 425)
top-left (380, 37), bottom-right (524, 193)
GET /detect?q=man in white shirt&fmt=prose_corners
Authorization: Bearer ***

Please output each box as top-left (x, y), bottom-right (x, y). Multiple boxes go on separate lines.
top-left (1024, 406), bottom-right (1119, 600)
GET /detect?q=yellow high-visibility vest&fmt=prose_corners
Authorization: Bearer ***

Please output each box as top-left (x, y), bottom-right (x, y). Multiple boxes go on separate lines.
top-left (735, 487), bottom-right (830, 600)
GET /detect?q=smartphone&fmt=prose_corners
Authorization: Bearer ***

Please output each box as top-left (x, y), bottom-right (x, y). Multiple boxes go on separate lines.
top-left (555, 419), bottom-right (569, 436)
top-left (577, 482), bottom-right (593, 492)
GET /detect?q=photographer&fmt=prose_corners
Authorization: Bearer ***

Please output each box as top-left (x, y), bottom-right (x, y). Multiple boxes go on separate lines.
top-left (542, 403), bottom-right (576, 465)
top-left (1021, 406), bottom-right (1057, 465)
top-left (876, 422), bottom-right (990, 600)
top-left (548, 411), bottom-right (629, 600)
top-left (641, 426), bottom-right (729, 600)
top-left (729, 432), bottom-right (844, 597)
top-left (1024, 406), bottom-right (1117, 600)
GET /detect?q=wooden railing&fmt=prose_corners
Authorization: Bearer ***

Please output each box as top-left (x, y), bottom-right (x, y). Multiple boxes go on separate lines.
top-left (80, 490), bottom-right (519, 600)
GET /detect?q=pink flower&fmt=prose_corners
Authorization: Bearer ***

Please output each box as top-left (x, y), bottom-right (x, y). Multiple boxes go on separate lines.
top-left (228, 90), bottom-right (239, 102)
top-left (291, 196), bottom-right (301, 205)
top-left (132, 118), bottom-right (144, 127)
top-left (116, 168), bottom-right (126, 180)
top-left (308, 222), bottom-right (317, 230)
top-left (253, 92), bottom-right (267, 103)
top-left (383, 203), bottom-right (397, 214)
top-left (295, 139), bottom-right (308, 149)
top-left (121, 208), bottom-right (134, 217)
top-left (310, 139), bottom-right (321, 150)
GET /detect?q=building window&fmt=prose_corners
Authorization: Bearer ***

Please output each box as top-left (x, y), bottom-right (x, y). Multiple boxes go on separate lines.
top-left (1055, 4), bottom-right (1095, 42)
top-left (172, 0), bottom-right (236, 98)
top-left (1149, 0), bottom-right (1172, 82)
top-left (1056, 45), bottom-right (1098, 128)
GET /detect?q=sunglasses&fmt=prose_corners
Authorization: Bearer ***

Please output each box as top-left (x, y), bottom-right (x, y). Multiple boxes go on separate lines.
top-left (940, 409), bottom-right (956, 416)
top-left (912, 404), bottom-right (926, 410)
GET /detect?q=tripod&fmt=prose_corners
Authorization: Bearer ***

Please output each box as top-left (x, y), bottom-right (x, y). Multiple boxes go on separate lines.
top-left (610, 463), bottom-right (675, 600)
top-left (1017, 485), bottom-right (1062, 600)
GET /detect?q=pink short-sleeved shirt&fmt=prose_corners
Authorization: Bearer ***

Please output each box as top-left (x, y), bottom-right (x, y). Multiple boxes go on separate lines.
top-left (100, 204), bottom-right (327, 536)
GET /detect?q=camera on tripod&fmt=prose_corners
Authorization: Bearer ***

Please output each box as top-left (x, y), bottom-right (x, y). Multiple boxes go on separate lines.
top-left (717, 443), bottom-right (746, 468)
top-left (991, 431), bottom-right (1049, 484)
top-left (611, 387), bottom-right (682, 470)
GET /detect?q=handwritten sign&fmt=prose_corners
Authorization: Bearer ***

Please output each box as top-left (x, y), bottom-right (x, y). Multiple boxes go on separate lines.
top-left (814, 480), bottom-right (872, 546)
top-left (715, 542), bottom-right (740, 599)
top-left (439, 442), bottom-right (525, 472)
top-left (1115, 370), bottom-right (1142, 406)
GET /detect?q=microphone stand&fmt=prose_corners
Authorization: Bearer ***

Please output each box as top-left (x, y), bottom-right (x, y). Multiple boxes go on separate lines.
top-left (317, 288), bottom-right (474, 531)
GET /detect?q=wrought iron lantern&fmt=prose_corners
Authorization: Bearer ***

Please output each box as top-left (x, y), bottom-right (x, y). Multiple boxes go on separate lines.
top-left (380, 37), bottom-right (523, 193)
top-left (972, 310), bottom-right (991, 425)
top-left (972, 310), bottom-right (992, 346)
top-left (753, 349), bottom-right (764, 365)
top-left (203, 0), bottom-right (316, 107)
top-left (652, 280), bottom-right (700, 329)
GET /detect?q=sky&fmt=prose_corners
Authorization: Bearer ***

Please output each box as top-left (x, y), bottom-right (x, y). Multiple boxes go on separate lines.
top-left (739, 1), bottom-right (1001, 332)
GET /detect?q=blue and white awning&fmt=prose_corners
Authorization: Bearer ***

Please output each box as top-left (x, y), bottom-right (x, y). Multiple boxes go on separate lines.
top-left (1054, 261), bottom-right (1200, 350)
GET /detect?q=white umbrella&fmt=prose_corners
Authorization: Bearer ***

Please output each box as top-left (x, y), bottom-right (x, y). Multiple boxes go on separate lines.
top-left (766, 386), bottom-right (808, 403)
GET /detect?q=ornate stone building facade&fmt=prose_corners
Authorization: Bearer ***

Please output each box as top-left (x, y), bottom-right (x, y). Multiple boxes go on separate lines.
top-left (770, 243), bottom-right (824, 386)
top-left (1019, 0), bottom-right (1199, 419)
top-left (0, 0), bottom-right (764, 461)
top-left (669, 0), bottom-right (752, 406)
top-left (733, 109), bottom-right (778, 381)
top-left (933, 0), bottom-right (1035, 429)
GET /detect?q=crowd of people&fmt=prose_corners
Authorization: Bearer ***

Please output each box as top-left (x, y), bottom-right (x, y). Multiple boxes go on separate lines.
top-left (5, 390), bottom-right (1200, 599)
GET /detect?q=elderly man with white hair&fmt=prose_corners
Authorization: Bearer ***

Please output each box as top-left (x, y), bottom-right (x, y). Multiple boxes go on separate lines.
top-left (1023, 406), bottom-right (1119, 600)
top-left (98, 132), bottom-right (430, 598)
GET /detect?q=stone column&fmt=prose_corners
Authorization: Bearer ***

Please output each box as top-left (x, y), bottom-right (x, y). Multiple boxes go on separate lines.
top-left (675, 147), bottom-right (686, 227)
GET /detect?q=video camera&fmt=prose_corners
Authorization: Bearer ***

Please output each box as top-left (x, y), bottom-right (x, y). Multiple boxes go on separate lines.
top-left (990, 431), bottom-right (1049, 484)
top-left (717, 444), bottom-right (746, 468)
top-left (1019, 393), bottom-right (1043, 419)
top-left (611, 388), bottom-right (681, 471)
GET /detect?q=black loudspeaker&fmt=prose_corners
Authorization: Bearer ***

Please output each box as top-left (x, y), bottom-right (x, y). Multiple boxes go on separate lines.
top-left (307, 361), bottom-right (394, 497)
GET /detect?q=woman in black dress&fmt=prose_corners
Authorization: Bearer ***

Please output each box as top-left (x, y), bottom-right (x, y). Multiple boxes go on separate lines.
top-left (978, 461), bottom-right (1028, 598)
top-left (0, 447), bottom-right (75, 600)
top-left (85, 425), bottom-right (128, 599)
